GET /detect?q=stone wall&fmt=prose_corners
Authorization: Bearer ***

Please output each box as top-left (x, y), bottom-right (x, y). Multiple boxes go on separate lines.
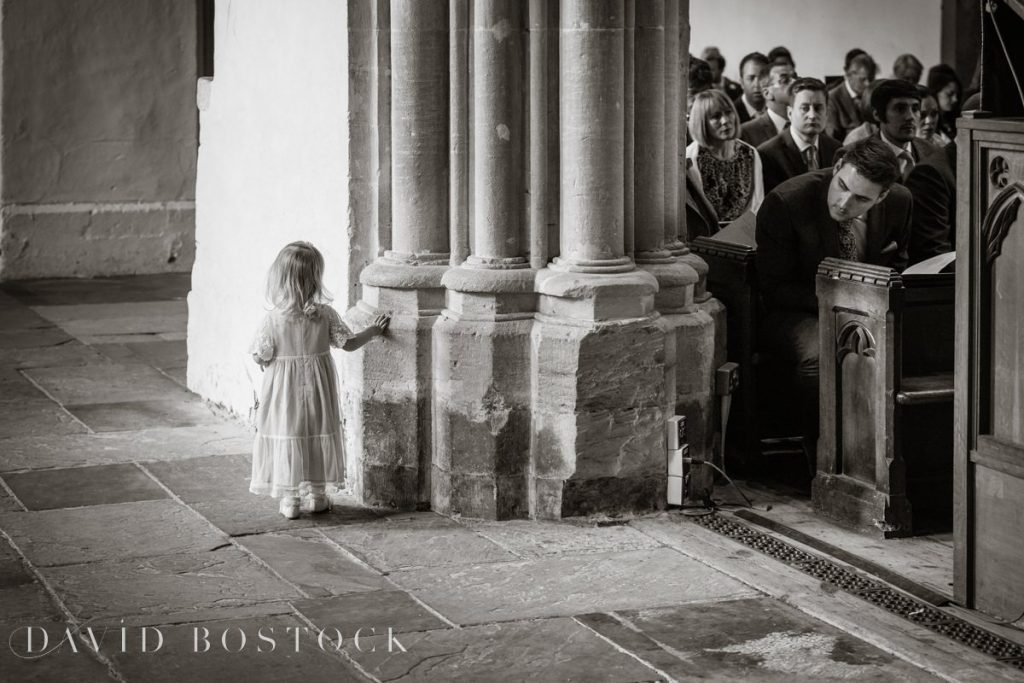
top-left (188, 0), bottom-right (350, 416)
top-left (691, 0), bottom-right (942, 84)
top-left (0, 0), bottom-right (198, 279)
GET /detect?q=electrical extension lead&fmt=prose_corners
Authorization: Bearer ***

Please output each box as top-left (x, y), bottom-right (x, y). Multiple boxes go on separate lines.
top-left (683, 457), bottom-right (768, 511)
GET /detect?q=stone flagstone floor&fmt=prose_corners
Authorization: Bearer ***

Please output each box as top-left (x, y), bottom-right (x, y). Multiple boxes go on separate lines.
top-left (0, 275), bottom-right (1018, 682)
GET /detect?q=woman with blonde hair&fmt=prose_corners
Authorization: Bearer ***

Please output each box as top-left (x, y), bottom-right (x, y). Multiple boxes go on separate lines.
top-left (685, 89), bottom-right (764, 239)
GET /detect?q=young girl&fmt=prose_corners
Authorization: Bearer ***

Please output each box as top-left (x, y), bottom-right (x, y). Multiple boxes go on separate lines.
top-left (249, 241), bottom-right (389, 519)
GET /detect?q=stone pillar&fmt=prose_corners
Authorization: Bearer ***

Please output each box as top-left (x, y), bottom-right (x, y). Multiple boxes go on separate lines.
top-left (674, 0), bottom-right (710, 300)
top-left (671, 0), bottom-right (723, 497)
top-left (350, 0), bottom-right (450, 509)
top-left (531, 0), bottom-right (666, 518)
top-left (631, 0), bottom-right (699, 457)
top-left (433, 0), bottom-right (534, 519)
top-left (632, 0), bottom-right (696, 313)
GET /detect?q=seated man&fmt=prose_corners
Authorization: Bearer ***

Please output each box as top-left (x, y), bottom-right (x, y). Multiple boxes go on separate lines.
top-left (869, 78), bottom-right (932, 180)
top-left (741, 60), bottom-right (795, 148)
top-left (827, 52), bottom-right (876, 141)
top-left (734, 51), bottom-right (769, 124)
top-left (905, 142), bottom-right (956, 264)
top-left (758, 77), bottom-right (842, 194)
top-left (755, 137), bottom-right (910, 454)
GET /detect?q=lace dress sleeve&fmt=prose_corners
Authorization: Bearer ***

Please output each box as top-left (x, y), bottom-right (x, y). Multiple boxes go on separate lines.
top-left (324, 306), bottom-right (355, 348)
top-left (249, 315), bottom-right (275, 365)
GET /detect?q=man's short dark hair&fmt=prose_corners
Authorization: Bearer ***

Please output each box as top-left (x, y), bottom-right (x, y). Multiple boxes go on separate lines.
top-left (839, 137), bottom-right (901, 190)
top-left (869, 78), bottom-right (921, 120)
top-left (739, 51), bottom-right (769, 75)
top-left (893, 54), bottom-right (924, 82)
top-left (848, 53), bottom-right (877, 80)
top-left (788, 77), bottom-right (827, 99)
top-left (843, 48), bottom-right (866, 71)
top-left (767, 46), bottom-right (794, 67)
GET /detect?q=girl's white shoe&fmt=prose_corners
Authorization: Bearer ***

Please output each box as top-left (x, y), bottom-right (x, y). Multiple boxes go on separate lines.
top-left (279, 496), bottom-right (301, 519)
top-left (306, 493), bottom-right (330, 513)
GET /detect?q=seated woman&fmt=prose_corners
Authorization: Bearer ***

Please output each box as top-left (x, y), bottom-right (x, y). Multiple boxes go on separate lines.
top-left (926, 64), bottom-right (962, 144)
top-left (684, 89), bottom-right (764, 240)
top-left (914, 85), bottom-right (943, 153)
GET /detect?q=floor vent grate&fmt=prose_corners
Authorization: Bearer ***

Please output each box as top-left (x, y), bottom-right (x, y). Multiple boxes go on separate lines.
top-left (693, 512), bottom-right (1024, 669)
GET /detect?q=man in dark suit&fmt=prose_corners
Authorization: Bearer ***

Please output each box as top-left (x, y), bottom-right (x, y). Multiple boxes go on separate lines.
top-left (905, 142), bottom-right (956, 264)
top-left (734, 52), bottom-right (768, 124)
top-left (869, 78), bottom-right (933, 180)
top-left (756, 137), bottom-right (910, 454)
top-left (757, 78), bottom-right (843, 194)
top-left (741, 61), bottom-right (795, 147)
top-left (826, 52), bottom-right (876, 141)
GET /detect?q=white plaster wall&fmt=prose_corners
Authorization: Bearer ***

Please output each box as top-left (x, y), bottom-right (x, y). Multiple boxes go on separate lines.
top-left (691, 0), bottom-right (942, 83)
top-left (188, 0), bottom-right (349, 416)
top-left (0, 0), bottom-right (197, 279)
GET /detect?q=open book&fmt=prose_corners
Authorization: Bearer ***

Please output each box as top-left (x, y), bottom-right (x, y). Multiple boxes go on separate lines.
top-left (903, 251), bottom-right (956, 275)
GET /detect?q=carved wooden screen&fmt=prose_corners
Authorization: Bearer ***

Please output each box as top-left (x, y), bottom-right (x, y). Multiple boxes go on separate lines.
top-left (955, 118), bottom-right (1024, 620)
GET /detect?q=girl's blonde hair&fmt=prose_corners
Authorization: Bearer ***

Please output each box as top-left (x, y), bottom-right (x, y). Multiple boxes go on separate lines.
top-left (688, 89), bottom-right (739, 148)
top-left (265, 241), bottom-right (332, 317)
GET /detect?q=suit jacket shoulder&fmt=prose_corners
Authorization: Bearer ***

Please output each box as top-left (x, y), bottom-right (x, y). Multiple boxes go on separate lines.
top-left (826, 84), bottom-right (860, 140)
top-left (740, 115), bottom-right (777, 148)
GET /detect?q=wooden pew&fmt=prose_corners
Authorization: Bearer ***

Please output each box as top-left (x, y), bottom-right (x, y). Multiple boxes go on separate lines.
top-left (812, 258), bottom-right (955, 537)
top-left (690, 236), bottom-right (759, 470)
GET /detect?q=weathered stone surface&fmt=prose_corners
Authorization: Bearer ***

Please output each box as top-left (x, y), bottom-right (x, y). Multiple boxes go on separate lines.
top-left (432, 316), bottom-right (532, 519)
top-left (1, 274), bottom-right (190, 306)
top-left (0, 303), bottom-right (52, 330)
top-left (124, 340), bottom-right (187, 368)
top-left (238, 530), bottom-right (388, 597)
top-left (108, 615), bottom-right (366, 683)
top-left (388, 548), bottom-right (757, 625)
top-left (0, 540), bottom-right (34, 588)
top-left (23, 363), bottom-right (189, 405)
top-left (64, 398), bottom-right (222, 432)
top-left (320, 515), bottom-right (515, 572)
top-left (598, 598), bottom-right (939, 682)
top-left (0, 485), bottom-right (23, 511)
top-left (465, 519), bottom-right (661, 558)
top-left (346, 617), bottom-right (660, 682)
top-left (294, 590), bottom-right (448, 635)
top-left (146, 454), bottom-right (379, 535)
top-left (530, 318), bottom-right (669, 518)
top-left (0, 399), bottom-right (85, 440)
top-left (0, 328), bottom-right (75, 349)
top-left (146, 454), bottom-right (252, 503)
top-left (40, 547), bottom-right (302, 622)
top-left (0, 372), bottom-right (52, 401)
top-left (0, 0), bottom-right (197, 280)
top-left (0, 619), bottom-right (113, 683)
top-left (674, 307), bottom-right (716, 396)
top-left (32, 301), bottom-right (187, 337)
top-left (2, 463), bottom-right (168, 510)
top-left (0, 343), bottom-right (109, 370)
top-left (0, 582), bottom-right (63, 624)
top-left (1, 208), bottom-right (196, 280)
top-left (0, 500), bottom-right (226, 566)
top-left (0, 425), bottom-right (252, 471)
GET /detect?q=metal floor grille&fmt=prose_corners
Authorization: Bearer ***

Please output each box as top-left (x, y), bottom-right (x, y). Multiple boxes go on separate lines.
top-left (693, 512), bottom-right (1024, 670)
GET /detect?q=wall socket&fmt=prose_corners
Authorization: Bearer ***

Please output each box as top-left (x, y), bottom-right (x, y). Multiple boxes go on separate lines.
top-left (667, 415), bottom-right (686, 450)
top-left (716, 362), bottom-right (740, 396)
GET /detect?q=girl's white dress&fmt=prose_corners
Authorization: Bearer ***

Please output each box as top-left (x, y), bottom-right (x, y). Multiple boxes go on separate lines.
top-left (249, 304), bottom-right (352, 498)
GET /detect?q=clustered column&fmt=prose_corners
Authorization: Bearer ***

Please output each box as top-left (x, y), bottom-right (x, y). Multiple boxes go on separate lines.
top-left (349, 0), bottom-right (450, 509)
top-left (433, 0), bottom-right (535, 519)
